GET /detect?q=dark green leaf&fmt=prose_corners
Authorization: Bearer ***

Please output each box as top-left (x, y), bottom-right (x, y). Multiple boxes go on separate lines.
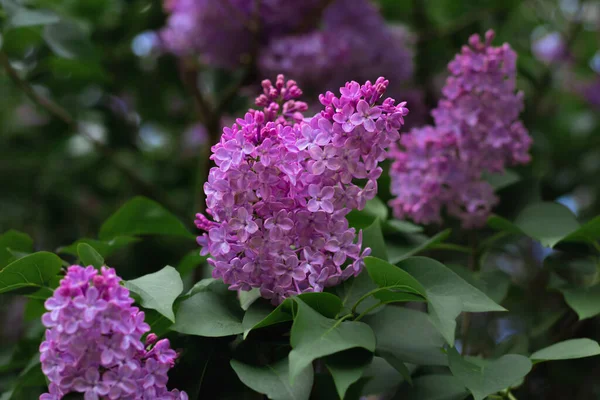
top-left (376, 350), bottom-right (413, 385)
top-left (363, 197), bottom-right (388, 221)
top-left (362, 357), bottom-right (407, 396)
top-left (364, 256), bottom-right (427, 297)
top-left (99, 196), bottom-right (193, 240)
top-left (244, 292), bottom-right (343, 339)
top-left (325, 350), bottom-right (373, 399)
top-left (0, 230), bottom-right (33, 268)
top-left (555, 283), bottom-right (600, 320)
top-left (489, 203), bottom-right (581, 248)
top-left (0, 252), bottom-right (62, 294)
top-left (384, 219), bottom-right (424, 234)
top-left (397, 229), bottom-right (452, 260)
top-left (288, 298), bottom-right (376, 384)
top-left (58, 237), bottom-right (139, 258)
top-left (76, 243), bottom-right (104, 269)
top-left (399, 257), bottom-right (505, 344)
top-left (403, 374), bottom-right (469, 400)
top-left (563, 215), bottom-right (600, 244)
top-left (239, 288), bottom-right (261, 310)
top-left (231, 357), bottom-right (313, 400)
top-left (530, 338), bottom-right (600, 363)
top-left (362, 219), bottom-right (388, 260)
top-left (447, 348), bottom-right (532, 400)
top-left (171, 290), bottom-right (243, 337)
top-left (43, 20), bottom-right (95, 59)
top-left (125, 266), bottom-right (183, 322)
top-left (483, 169), bottom-right (520, 191)
top-left (364, 307), bottom-right (447, 366)
top-left (176, 250), bottom-right (208, 276)
top-left (337, 270), bottom-right (379, 315)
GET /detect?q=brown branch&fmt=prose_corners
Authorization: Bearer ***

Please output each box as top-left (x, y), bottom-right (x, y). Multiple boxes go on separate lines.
top-left (0, 50), bottom-right (184, 217)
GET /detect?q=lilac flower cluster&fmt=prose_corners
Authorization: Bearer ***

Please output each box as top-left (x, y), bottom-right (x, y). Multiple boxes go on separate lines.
top-left (159, 0), bottom-right (327, 68)
top-left (196, 75), bottom-right (408, 303)
top-left (259, 0), bottom-right (414, 96)
top-left (389, 31), bottom-right (532, 228)
top-left (159, 0), bottom-right (416, 114)
top-left (40, 265), bottom-right (186, 400)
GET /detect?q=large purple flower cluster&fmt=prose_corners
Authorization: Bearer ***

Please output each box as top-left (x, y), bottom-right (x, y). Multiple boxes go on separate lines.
top-left (159, 0), bottom-right (327, 68)
top-left (389, 31), bottom-right (532, 228)
top-left (195, 75), bottom-right (408, 303)
top-left (40, 265), bottom-right (186, 400)
top-left (259, 0), bottom-right (414, 95)
top-left (159, 0), bottom-right (415, 109)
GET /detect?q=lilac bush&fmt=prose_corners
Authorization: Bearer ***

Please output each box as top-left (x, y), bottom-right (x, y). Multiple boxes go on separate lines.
top-left (389, 30), bottom-right (532, 227)
top-left (195, 75), bottom-right (408, 303)
top-left (39, 265), bottom-right (186, 400)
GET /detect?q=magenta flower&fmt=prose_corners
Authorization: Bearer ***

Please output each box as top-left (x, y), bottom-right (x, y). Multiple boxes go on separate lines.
top-left (389, 30), bottom-right (531, 228)
top-left (196, 75), bottom-right (408, 304)
top-left (39, 266), bottom-right (186, 400)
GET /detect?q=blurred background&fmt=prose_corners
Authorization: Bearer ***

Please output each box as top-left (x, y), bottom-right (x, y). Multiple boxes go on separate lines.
top-left (1, 0), bottom-right (600, 398)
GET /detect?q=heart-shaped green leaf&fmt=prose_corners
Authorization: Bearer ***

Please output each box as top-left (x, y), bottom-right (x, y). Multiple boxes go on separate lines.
top-left (288, 298), bottom-right (376, 384)
top-left (125, 266), bottom-right (183, 322)
top-left (447, 348), bottom-right (532, 400)
top-left (77, 243), bottom-right (104, 269)
top-left (231, 357), bottom-right (313, 400)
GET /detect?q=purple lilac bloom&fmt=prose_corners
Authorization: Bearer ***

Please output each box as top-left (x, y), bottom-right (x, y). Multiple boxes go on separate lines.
top-left (39, 265), bottom-right (187, 400)
top-left (259, 0), bottom-right (414, 98)
top-left (196, 74), bottom-right (408, 304)
top-left (389, 30), bottom-right (532, 228)
top-left (159, 0), bottom-right (328, 68)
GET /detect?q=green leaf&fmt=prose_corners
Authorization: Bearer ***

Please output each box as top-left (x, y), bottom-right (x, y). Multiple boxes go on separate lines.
top-left (43, 20), bottom-right (95, 59)
top-left (9, 8), bottom-right (59, 28)
top-left (176, 250), bottom-right (207, 276)
top-left (239, 288), bottom-right (261, 310)
top-left (99, 196), bottom-right (193, 240)
top-left (399, 257), bottom-right (505, 344)
top-left (362, 219), bottom-right (388, 260)
top-left (447, 348), bottom-right (532, 400)
top-left (362, 357), bottom-right (407, 396)
top-left (58, 237), bottom-right (139, 258)
top-left (364, 256), bottom-right (427, 297)
top-left (514, 203), bottom-right (580, 247)
top-left (0, 230), bottom-right (33, 268)
top-left (403, 374), bottom-right (469, 400)
top-left (483, 169), bottom-right (520, 191)
top-left (364, 307), bottom-right (447, 366)
top-left (530, 338), bottom-right (600, 363)
top-left (288, 298), bottom-right (376, 384)
top-left (171, 290), bottom-right (243, 337)
top-left (231, 358), bottom-right (313, 400)
top-left (363, 197), bottom-right (388, 221)
top-left (337, 270), bottom-right (379, 315)
top-left (563, 215), bottom-right (600, 244)
top-left (384, 219), bottom-right (424, 234)
top-left (556, 283), bottom-right (600, 320)
top-left (376, 350), bottom-right (413, 385)
top-left (0, 252), bottom-right (62, 294)
top-left (489, 203), bottom-right (581, 248)
top-left (398, 229), bottom-right (452, 260)
top-left (325, 350), bottom-right (373, 399)
top-left (243, 292), bottom-right (343, 339)
top-left (76, 243), bottom-right (104, 269)
top-left (124, 266), bottom-right (183, 322)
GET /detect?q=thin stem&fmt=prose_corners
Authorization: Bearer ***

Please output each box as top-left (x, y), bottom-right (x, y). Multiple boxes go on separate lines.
top-left (0, 50), bottom-right (184, 217)
top-left (354, 302), bottom-right (385, 322)
top-left (430, 243), bottom-right (472, 254)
